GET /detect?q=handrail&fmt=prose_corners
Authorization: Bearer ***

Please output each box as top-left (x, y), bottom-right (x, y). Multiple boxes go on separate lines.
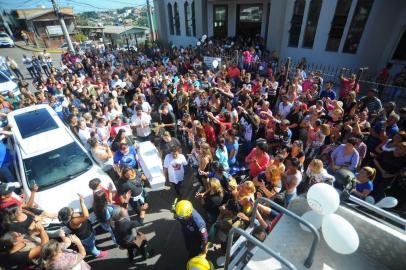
top-left (224, 227), bottom-right (297, 270)
top-left (347, 195), bottom-right (406, 231)
top-left (248, 197), bottom-right (320, 268)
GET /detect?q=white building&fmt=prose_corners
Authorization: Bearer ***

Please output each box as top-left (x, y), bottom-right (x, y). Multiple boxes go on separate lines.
top-left (154, 0), bottom-right (406, 74)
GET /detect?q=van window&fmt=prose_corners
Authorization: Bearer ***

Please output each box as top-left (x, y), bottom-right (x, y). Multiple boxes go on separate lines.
top-left (14, 108), bottom-right (59, 138)
top-left (23, 142), bottom-right (92, 190)
top-left (0, 72), bottom-right (9, 83)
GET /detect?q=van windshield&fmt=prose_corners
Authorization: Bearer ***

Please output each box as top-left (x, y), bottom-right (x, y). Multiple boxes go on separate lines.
top-left (23, 142), bottom-right (92, 190)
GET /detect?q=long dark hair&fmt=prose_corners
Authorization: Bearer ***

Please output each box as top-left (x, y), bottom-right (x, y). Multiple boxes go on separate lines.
top-left (93, 190), bottom-right (108, 223)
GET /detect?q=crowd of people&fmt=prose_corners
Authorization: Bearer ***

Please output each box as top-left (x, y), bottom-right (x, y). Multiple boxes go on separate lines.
top-left (0, 36), bottom-right (406, 270)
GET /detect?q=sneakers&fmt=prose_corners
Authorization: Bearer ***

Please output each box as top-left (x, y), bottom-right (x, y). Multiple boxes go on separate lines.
top-left (96, 250), bottom-right (108, 258)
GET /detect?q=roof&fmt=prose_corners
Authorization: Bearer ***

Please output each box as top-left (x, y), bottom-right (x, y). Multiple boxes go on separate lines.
top-left (16, 7), bottom-right (74, 20)
top-left (7, 104), bottom-right (74, 157)
top-left (103, 25), bottom-right (149, 35)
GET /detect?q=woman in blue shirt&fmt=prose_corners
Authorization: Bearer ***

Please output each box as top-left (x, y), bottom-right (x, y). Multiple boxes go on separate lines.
top-left (224, 129), bottom-right (238, 166)
top-left (215, 138), bottom-right (229, 171)
top-left (351, 166), bottom-right (375, 199)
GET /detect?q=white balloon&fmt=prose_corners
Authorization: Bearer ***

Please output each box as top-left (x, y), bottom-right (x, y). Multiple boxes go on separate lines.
top-left (197, 41), bottom-right (201, 46)
top-left (364, 196), bottom-right (375, 205)
top-left (322, 214), bottom-right (359, 254)
top-left (300, 211), bottom-right (323, 232)
top-left (212, 60), bottom-right (219, 68)
top-left (202, 34), bottom-right (207, 40)
top-left (208, 40), bottom-right (213, 45)
top-left (375, 197), bottom-right (398, 208)
top-left (307, 183), bottom-right (340, 215)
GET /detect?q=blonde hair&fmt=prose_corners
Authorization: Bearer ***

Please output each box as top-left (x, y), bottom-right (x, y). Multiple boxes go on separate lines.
top-left (320, 124), bottom-right (331, 136)
top-left (200, 143), bottom-right (213, 160)
top-left (209, 178), bottom-right (224, 195)
top-left (362, 166), bottom-right (376, 181)
top-left (309, 159), bottom-right (324, 174)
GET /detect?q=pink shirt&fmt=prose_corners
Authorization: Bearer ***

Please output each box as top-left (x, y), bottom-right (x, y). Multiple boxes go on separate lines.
top-left (245, 148), bottom-right (270, 177)
top-left (340, 78), bottom-right (359, 98)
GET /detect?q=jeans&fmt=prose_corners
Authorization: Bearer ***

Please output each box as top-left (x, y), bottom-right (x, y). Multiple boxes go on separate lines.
top-left (100, 222), bottom-right (117, 244)
top-left (285, 192), bottom-right (297, 207)
top-left (0, 164), bottom-right (15, 183)
top-left (11, 68), bottom-right (24, 79)
top-left (80, 231), bottom-right (100, 256)
top-left (26, 67), bottom-right (35, 78)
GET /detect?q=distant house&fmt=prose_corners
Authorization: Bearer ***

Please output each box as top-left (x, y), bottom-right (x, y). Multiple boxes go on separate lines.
top-left (11, 7), bottom-right (76, 48)
top-left (103, 25), bottom-right (149, 48)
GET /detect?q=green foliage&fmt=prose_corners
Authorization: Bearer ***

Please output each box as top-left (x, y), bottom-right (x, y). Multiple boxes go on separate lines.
top-left (73, 32), bottom-right (87, 42)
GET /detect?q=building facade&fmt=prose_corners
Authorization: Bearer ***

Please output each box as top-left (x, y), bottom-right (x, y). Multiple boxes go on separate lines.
top-left (103, 25), bottom-right (149, 48)
top-left (154, 0), bottom-right (406, 74)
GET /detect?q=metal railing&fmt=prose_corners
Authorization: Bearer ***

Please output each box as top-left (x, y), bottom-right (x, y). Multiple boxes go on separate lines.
top-left (347, 195), bottom-right (406, 231)
top-left (224, 227), bottom-right (297, 270)
top-left (248, 197), bottom-right (320, 268)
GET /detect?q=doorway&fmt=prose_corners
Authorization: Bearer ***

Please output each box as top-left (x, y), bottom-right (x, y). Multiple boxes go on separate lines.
top-left (237, 4), bottom-right (263, 38)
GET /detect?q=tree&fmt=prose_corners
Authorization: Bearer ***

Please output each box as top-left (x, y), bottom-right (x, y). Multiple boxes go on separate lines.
top-left (73, 32), bottom-right (87, 42)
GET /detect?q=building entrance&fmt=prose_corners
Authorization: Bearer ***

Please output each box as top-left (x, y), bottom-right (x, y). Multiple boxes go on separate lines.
top-left (236, 4), bottom-right (263, 38)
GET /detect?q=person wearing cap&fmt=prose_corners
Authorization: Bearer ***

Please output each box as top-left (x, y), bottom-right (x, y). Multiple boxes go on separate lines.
top-left (131, 105), bottom-right (152, 142)
top-left (174, 200), bottom-right (208, 259)
top-left (358, 88), bottom-right (383, 116)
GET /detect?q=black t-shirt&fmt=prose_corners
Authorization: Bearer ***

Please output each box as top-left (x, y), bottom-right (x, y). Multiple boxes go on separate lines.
top-left (377, 151), bottom-right (406, 175)
top-left (117, 178), bottom-right (143, 197)
top-left (113, 218), bottom-right (143, 246)
top-left (4, 213), bottom-right (35, 235)
top-left (160, 112), bottom-right (176, 132)
top-left (159, 137), bottom-right (182, 157)
top-left (286, 111), bottom-right (303, 136)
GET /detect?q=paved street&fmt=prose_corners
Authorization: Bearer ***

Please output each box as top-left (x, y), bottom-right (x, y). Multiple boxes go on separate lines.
top-left (0, 46), bottom-right (61, 92)
top-left (0, 46), bottom-right (221, 270)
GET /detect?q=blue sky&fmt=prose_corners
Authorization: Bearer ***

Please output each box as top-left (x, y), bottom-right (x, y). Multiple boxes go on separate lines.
top-left (0, 0), bottom-right (149, 13)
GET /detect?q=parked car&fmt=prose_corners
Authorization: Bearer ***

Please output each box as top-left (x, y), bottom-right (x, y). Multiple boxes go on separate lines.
top-left (0, 70), bottom-right (19, 96)
top-left (0, 32), bottom-right (14, 47)
top-left (58, 41), bottom-right (79, 50)
top-left (7, 104), bottom-right (116, 213)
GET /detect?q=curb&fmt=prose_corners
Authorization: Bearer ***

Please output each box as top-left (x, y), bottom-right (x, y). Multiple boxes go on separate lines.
top-left (15, 43), bottom-right (63, 53)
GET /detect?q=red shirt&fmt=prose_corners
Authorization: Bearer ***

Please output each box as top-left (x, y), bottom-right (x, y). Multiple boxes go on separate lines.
top-left (228, 67), bottom-right (240, 78)
top-left (245, 148), bottom-right (270, 178)
top-left (204, 124), bottom-right (216, 147)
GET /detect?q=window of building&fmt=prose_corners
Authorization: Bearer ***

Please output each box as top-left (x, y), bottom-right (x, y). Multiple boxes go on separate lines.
top-left (326, 0), bottom-right (352, 51)
top-left (302, 0), bottom-right (322, 48)
top-left (288, 0), bottom-right (306, 47)
top-left (167, 3), bottom-right (174, 35)
top-left (184, 1), bottom-right (196, 36)
top-left (213, 5), bottom-right (227, 38)
top-left (343, 0), bottom-right (374, 54)
top-left (174, 2), bottom-right (181, 35)
top-left (191, 1), bottom-right (196, 36)
top-left (392, 28), bottom-right (406, 61)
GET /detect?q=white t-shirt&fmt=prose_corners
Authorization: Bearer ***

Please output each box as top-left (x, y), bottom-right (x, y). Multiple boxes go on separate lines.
top-left (131, 112), bottom-right (152, 137)
top-left (78, 127), bottom-right (92, 150)
top-left (163, 153), bottom-right (187, 184)
top-left (278, 102), bottom-right (293, 118)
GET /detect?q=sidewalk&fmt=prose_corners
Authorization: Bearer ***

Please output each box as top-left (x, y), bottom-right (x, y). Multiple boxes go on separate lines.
top-left (15, 41), bottom-right (64, 53)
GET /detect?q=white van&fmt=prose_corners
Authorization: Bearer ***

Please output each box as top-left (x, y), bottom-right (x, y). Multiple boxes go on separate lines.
top-left (7, 104), bottom-right (115, 214)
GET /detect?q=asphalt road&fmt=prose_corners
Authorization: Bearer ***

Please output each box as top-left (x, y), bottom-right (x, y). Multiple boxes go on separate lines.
top-left (0, 47), bottom-right (223, 269)
top-left (0, 46), bottom-right (61, 92)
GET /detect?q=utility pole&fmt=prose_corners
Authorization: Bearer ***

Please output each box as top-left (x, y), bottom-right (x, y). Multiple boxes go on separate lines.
top-left (51, 0), bottom-right (75, 52)
top-left (0, 10), bottom-right (13, 38)
top-left (146, 0), bottom-right (155, 41)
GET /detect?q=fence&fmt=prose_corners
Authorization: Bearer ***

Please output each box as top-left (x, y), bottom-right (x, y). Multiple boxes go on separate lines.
top-left (206, 48), bottom-right (406, 107)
